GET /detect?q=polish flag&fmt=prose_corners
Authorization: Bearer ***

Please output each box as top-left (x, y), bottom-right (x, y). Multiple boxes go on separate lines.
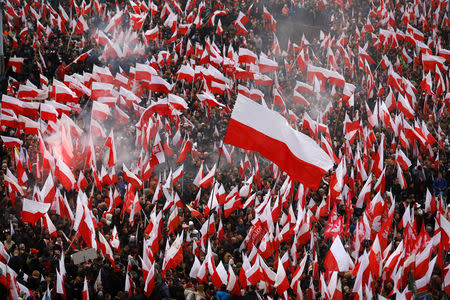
top-left (77, 171), bottom-right (88, 191)
top-left (114, 105), bottom-right (130, 124)
top-left (148, 75), bottom-right (173, 94)
top-left (4, 169), bottom-right (25, 199)
top-left (105, 131), bottom-right (116, 168)
top-left (396, 163), bottom-right (407, 189)
top-left (135, 63), bottom-right (157, 82)
top-left (98, 232), bottom-right (115, 267)
top-left (43, 213), bottom-right (57, 237)
top-left (358, 46), bottom-right (375, 64)
top-left (0, 136), bottom-right (23, 149)
top-left (114, 73), bottom-right (129, 89)
top-left (385, 88), bottom-right (396, 111)
top-left (168, 94), bottom-right (188, 111)
top-left (193, 163), bottom-right (204, 187)
top-left (324, 236), bottom-right (354, 272)
top-left (342, 83), bottom-right (356, 103)
top-left (422, 53), bottom-right (446, 72)
top-left (74, 15), bottom-right (89, 34)
top-left (420, 72), bottom-right (434, 95)
top-left (41, 175), bottom-right (56, 203)
top-left (91, 82), bottom-right (114, 100)
top-left (110, 225), bottom-right (121, 252)
top-left (197, 92), bottom-right (228, 110)
top-left (295, 81), bottom-right (314, 94)
top-left (53, 81), bottom-right (78, 103)
top-left (55, 158), bottom-right (76, 191)
top-left (176, 139), bottom-right (191, 163)
top-left (91, 101), bottom-right (110, 122)
top-left (397, 94), bottom-right (415, 119)
top-left (1, 94), bottom-right (23, 114)
top-left (122, 164), bottom-right (142, 188)
top-left (259, 55), bottom-right (279, 72)
top-left (144, 27), bottom-right (159, 41)
top-left (0, 241), bottom-right (10, 263)
top-left (8, 56), bottom-right (24, 73)
top-left (424, 189), bottom-right (436, 214)
top-left (415, 257), bottom-right (437, 294)
top-left (329, 158), bottom-right (346, 199)
top-left (162, 233), bottom-right (184, 275)
top-left (396, 149), bottom-right (411, 170)
top-left (150, 133), bottom-right (165, 168)
top-left (82, 277), bottom-right (89, 300)
top-left (93, 65), bottom-right (114, 84)
top-left (238, 48), bottom-right (257, 64)
top-left (72, 50), bottom-right (92, 64)
top-left (144, 262), bottom-right (155, 297)
top-left (176, 64), bottom-right (195, 82)
top-left (118, 86), bottom-right (139, 106)
top-left (321, 136), bottom-right (338, 164)
top-left (168, 208), bottom-right (180, 234)
top-left (293, 90), bottom-right (310, 106)
top-left (199, 164), bottom-right (216, 189)
top-left (356, 176), bottom-right (372, 208)
top-left (227, 264), bottom-right (241, 295)
top-left (172, 165), bottom-right (183, 185)
top-left (274, 258), bottom-right (289, 296)
top-left (296, 50), bottom-right (307, 73)
top-left (21, 198), bottom-right (50, 224)
top-left (17, 83), bottom-right (41, 100)
top-left (40, 103), bottom-right (58, 122)
top-left (224, 94), bottom-right (332, 189)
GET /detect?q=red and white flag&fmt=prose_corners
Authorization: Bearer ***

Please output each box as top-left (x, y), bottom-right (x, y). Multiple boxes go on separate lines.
top-left (72, 50), bottom-right (92, 64)
top-left (172, 165), bottom-right (183, 185)
top-left (55, 157), bottom-right (76, 190)
top-left (40, 103), bottom-right (58, 122)
top-left (293, 90), bottom-right (310, 106)
top-left (324, 236), bottom-right (354, 272)
top-left (0, 136), bottom-right (23, 149)
top-left (83, 276), bottom-right (89, 300)
top-left (176, 64), bottom-right (195, 82)
top-left (259, 54), bottom-right (279, 73)
top-left (238, 48), bottom-right (257, 64)
top-left (98, 232), bottom-right (115, 267)
top-left (199, 164), bottom-right (216, 189)
top-left (148, 75), bottom-right (173, 94)
top-left (168, 94), bottom-right (188, 111)
top-left (105, 131), bottom-right (117, 168)
top-left (41, 175), bottom-right (56, 204)
top-left (8, 56), bottom-right (24, 73)
top-left (91, 101), bottom-right (110, 122)
top-left (274, 258), bottom-right (289, 296)
top-left (224, 94), bottom-right (332, 189)
top-left (21, 198), bottom-right (50, 224)
top-left (0, 242), bottom-right (10, 263)
top-left (135, 63), bottom-right (157, 82)
top-left (150, 133), bottom-right (165, 168)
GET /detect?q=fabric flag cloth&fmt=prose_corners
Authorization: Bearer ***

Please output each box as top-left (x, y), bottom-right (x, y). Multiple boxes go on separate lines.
top-left (324, 236), bottom-right (354, 272)
top-left (83, 276), bottom-right (89, 300)
top-left (224, 94), bottom-right (332, 189)
top-left (0, 136), bottom-right (23, 149)
top-left (21, 198), bottom-right (51, 224)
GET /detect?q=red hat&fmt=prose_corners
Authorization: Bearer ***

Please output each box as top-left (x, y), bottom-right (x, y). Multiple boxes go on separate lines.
top-left (31, 248), bottom-right (39, 254)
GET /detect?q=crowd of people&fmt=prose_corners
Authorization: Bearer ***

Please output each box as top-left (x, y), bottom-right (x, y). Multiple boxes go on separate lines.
top-left (0, 0), bottom-right (449, 299)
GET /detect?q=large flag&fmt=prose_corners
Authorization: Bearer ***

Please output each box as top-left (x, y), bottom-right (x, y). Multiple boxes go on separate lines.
top-left (224, 94), bottom-right (333, 189)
